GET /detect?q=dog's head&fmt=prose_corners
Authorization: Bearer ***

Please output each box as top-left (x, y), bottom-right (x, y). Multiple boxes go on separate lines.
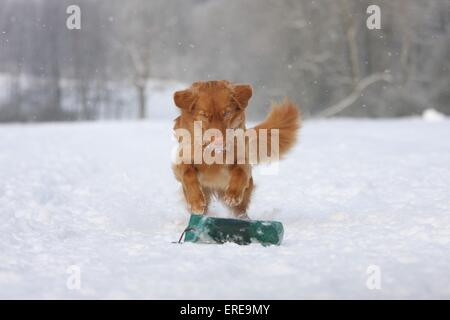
top-left (174, 80), bottom-right (252, 151)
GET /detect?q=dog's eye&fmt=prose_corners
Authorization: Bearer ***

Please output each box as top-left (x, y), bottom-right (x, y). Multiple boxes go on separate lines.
top-left (223, 111), bottom-right (231, 117)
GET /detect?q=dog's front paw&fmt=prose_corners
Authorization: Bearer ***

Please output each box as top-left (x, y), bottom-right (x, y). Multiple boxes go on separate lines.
top-left (188, 194), bottom-right (206, 214)
top-left (223, 188), bottom-right (244, 207)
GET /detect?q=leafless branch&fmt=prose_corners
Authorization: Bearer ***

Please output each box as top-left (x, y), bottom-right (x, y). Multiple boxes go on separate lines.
top-left (315, 73), bottom-right (393, 118)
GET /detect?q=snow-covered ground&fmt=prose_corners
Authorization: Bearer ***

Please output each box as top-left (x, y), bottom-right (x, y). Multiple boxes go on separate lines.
top-left (0, 117), bottom-right (449, 299)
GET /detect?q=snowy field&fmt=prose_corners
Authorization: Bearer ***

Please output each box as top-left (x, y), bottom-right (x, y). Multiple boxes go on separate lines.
top-left (0, 117), bottom-right (449, 299)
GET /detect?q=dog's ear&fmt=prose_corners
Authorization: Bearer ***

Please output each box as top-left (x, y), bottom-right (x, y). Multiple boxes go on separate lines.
top-left (233, 84), bottom-right (253, 109)
top-left (174, 89), bottom-right (197, 111)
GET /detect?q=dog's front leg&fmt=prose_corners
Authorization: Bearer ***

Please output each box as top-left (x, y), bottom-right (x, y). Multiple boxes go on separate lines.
top-left (223, 165), bottom-right (250, 207)
top-left (181, 165), bottom-right (206, 214)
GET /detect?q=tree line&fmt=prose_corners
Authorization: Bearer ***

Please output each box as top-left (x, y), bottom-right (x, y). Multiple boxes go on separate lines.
top-left (0, 0), bottom-right (448, 122)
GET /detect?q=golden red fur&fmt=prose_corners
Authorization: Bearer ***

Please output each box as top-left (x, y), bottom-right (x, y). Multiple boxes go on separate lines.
top-left (172, 80), bottom-right (301, 218)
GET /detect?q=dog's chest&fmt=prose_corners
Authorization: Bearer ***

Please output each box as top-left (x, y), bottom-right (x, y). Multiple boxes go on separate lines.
top-left (197, 165), bottom-right (230, 190)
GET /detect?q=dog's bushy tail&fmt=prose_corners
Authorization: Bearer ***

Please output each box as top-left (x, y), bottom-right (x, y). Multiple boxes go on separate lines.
top-left (247, 98), bottom-right (301, 164)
